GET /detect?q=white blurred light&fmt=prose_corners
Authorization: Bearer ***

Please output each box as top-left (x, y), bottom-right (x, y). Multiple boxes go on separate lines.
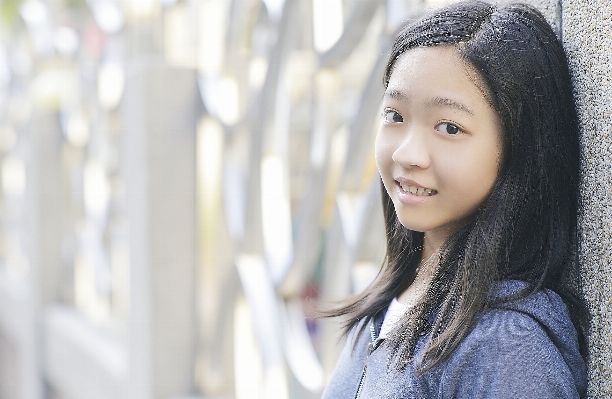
top-left (217, 77), bottom-right (239, 125)
top-left (282, 299), bottom-right (324, 392)
top-left (336, 192), bottom-right (366, 248)
top-left (19, 0), bottom-right (54, 56)
top-left (65, 113), bottom-right (90, 147)
top-left (310, 70), bottom-right (337, 168)
top-left (249, 57), bottom-right (268, 89)
top-left (164, 4), bottom-right (194, 67)
top-left (74, 254), bottom-right (97, 319)
top-left (323, 125), bottom-right (348, 205)
top-left (234, 296), bottom-right (263, 399)
top-left (83, 160), bottom-right (111, 219)
top-left (2, 156), bottom-right (26, 197)
top-left (20, 0), bottom-right (54, 56)
top-left (32, 69), bottom-right (77, 111)
top-left (198, 1), bottom-right (225, 75)
top-left (233, 261), bottom-right (289, 399)
top-left (55, 26), bottom-right (80, 55)
top-left (261, 156), bottom-right (293, 283)
top-left (261, 365), bottom-right (289, 399)
top-left (123, 0), bottom-right (157, 20)
top-left (76, 220), bottom-right (113, 323)
top-left (198, 75), bottom-right (240, 125)
top-left (32, 71), bottom-right (60, 108)
top-left (98, 63), bottom-right (124, 109)
top-left (221, 139), bottom-right (246, 241)
top-left (20, 0), bottom-right (48, 27)
top-left (312, 0), bottom-right (343, 52)
top-left (263, 0), bottom-right (285, 21)
top-left (198, 117), bottom-right (223, 202)
top-left (93, 1), bottom-right (124, 34)
top-left (352, 261), bottom-right (379, 294)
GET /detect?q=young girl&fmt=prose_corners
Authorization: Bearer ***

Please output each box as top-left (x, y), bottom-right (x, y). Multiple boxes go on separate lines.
top-left (321, 1), bottom-right (588, 398)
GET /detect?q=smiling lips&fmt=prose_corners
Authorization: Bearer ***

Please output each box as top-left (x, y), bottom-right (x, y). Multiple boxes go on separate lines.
top-left (396, 179), bottom-right (437, 197)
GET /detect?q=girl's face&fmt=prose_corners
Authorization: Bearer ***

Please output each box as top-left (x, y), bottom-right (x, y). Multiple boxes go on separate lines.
top-left (375, 46), bottom-right (503, 247)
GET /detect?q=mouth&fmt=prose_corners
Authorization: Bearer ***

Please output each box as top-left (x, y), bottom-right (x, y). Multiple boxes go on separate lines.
top-left (396, 180), bottom-right (437, 197)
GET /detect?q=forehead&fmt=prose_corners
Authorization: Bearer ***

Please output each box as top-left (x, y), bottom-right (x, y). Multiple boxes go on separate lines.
top-left (387, 46), bottom-right (493, 106)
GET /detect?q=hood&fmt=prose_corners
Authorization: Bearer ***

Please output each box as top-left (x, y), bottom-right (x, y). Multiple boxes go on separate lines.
top-left (491, 280), bottom-right (588, 396)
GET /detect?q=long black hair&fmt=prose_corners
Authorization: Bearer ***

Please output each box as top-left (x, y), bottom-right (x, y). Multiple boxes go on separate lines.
top-left (325, 0), bottom-right (588, 373)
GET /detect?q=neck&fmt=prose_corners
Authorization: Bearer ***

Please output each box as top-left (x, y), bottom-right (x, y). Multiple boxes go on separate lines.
top-left (397, 242), bottom-right (441, 306)
top-left (421, 230), bottom-right (448, 263)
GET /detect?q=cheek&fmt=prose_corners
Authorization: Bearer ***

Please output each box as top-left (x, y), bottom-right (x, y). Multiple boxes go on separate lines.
top-left (437, 149), bottom-right (500, 206)
top-left (375, 126), bottom-right (404, 168)
top-left (374, 132), bottom-right (398, 198)
top-left (471, 142), bottom-right (502, 189)
top-left (374, 131), bottom-right (391, 173)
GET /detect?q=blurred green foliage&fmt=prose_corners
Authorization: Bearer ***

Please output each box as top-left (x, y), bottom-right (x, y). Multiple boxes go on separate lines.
top-left (0, 0), bottom-right (23, 28)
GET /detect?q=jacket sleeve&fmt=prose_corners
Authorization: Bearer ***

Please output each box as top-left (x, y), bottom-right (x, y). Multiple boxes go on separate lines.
top-left (437, 310), bottom-right (582, 399)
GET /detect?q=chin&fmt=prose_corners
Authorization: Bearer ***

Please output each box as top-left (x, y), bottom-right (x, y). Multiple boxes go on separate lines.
top-left (395, 217), bottom-right (430, 233)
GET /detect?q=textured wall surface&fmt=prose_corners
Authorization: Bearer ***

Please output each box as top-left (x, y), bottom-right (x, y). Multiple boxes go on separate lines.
top-left (561, 0), bottom-right (612, 397)
top-left (523, 0), bottom-right (561, 34)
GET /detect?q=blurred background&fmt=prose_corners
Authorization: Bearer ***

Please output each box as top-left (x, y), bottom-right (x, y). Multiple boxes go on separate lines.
top-left (0, 0), bottom-right (568, 398)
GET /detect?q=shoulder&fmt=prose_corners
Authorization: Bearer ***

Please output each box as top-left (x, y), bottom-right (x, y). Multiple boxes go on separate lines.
top-left (437, 283), bottom-right (586, 399)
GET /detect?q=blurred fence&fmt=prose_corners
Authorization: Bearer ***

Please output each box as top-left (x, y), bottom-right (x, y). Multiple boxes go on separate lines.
top-left (6, 0), bottom-right (611, 399)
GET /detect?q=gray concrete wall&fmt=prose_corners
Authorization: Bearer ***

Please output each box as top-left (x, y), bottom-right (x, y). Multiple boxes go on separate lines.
top-left (510, 0), bottom-right (611, 395)
top-left (561, 0), bottom-right (612, 397)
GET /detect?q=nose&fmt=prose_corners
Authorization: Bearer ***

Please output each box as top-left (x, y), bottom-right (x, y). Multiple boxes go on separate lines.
top-left (391, 127), bottom-right (431, 169)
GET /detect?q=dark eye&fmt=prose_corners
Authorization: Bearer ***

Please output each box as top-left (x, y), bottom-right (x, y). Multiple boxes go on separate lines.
top-left (437, 122), bottom-right (461, 135)
top-left (382, 109), bottom-right (403, 124)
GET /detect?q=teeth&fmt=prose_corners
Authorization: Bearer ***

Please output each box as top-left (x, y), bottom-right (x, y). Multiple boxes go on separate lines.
top-left (399, 183), bottom-right (436, 196)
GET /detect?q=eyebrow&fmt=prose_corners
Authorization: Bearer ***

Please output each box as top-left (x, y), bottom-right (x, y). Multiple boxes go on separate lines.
top-left (384, 89), bottom-right (409, 102)
top-left (383, 89), bottom-right (475, 116)
top-left (426, 96), bottom-right (475, 115)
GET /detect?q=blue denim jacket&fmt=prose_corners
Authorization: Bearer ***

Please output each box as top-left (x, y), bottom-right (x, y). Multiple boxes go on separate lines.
top-left (321, 281), bottom-right (587, 399)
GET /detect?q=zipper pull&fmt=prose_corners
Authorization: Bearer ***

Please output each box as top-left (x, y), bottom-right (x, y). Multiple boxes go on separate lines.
top-left (369, 338), bottom-right (383, 354)
top-left (366, 341), bottom-right (375, 357)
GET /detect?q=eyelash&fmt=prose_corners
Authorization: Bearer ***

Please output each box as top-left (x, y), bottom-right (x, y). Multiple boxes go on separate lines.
top-left (435, 120), bottom-right (465, 135)
top-left (381, 108), bottom-right (465, 136)
top-left (381, 108), bottom-right (403, 124)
